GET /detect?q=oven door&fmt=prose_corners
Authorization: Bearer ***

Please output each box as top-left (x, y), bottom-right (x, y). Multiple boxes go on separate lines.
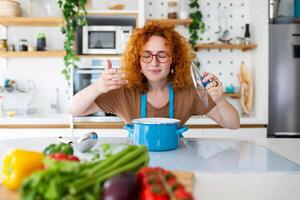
top-left (82, 26), bottom-right (121, 54)
top-left (73, 68), bottom-right (105, 117)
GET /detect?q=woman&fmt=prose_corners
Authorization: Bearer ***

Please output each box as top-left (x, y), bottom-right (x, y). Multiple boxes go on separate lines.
top-left (68, 23), bottom-right (240, 129)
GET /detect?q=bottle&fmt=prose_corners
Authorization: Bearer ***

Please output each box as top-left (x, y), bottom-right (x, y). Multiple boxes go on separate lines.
top-left (0, 39), bottom-right (8, 52)
top-left (168, 1), bottom-right (178, 19)
top-left (244, 24), bottom-right (251, 45)
top-left (19, 39), bottom-right (28, 51)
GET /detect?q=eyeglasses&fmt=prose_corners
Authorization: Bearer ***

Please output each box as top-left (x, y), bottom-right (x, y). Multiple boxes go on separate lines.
top-left (140, 51), bottom-right (170, 63)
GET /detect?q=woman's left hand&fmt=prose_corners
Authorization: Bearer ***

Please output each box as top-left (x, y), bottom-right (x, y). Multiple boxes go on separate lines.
top-left (202, 72), bottom-right (224, 104)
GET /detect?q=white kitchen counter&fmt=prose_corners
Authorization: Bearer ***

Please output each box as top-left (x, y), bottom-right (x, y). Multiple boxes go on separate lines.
top-left (0, 137), bottom-right (300, 200)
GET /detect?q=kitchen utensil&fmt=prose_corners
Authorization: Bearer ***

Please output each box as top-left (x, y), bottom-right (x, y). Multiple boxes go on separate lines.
top-left (190, 59), bottom-right (211, 107)
top-left (124, 118), bottom-right (188, 151)
top-left (58, 132), bottom-right (98, 153)
top-left (269, 0), bottom-right (280, 23)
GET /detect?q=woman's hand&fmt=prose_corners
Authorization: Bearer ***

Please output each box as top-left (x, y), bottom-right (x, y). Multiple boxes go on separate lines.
top-left (202, 72), bottom-right (224, 104)
top-left (95, 60), bottom-right (127, 93)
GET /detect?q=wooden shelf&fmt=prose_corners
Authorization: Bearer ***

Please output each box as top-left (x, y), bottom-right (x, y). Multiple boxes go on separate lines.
top-left (78, 54), bottom-right (122, 58)
top-left (0, 51), bottom-right (66, 58)
top-left (0, 17), bottom-right (63, 26)
top-left (224, 93), bottom-right (241, 99)
top-left (146, 18), bottom-right (192, 26)
top-left (87, 10), bottom-right (139, 16)
top-left (194, 43), bottom-right (257, 51)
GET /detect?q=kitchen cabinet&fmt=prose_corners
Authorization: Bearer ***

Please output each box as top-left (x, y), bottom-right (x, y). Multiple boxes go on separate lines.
top-left (0, 128), bottom-right (71, 141)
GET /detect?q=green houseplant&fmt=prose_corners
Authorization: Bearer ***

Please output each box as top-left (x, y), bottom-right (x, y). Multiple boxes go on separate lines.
top-left (58, 0), bottom-right (87, 87)
top-left (188, 0), bottom-right (205, 47)
top-left (37, 32), bottom-right (46, 51)
top-left (188, 0), bottom-right (205, 67)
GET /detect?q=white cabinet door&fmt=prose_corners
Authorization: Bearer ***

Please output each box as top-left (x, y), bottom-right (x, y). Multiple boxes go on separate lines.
top-left (0, 128), bottom-right (71, 141)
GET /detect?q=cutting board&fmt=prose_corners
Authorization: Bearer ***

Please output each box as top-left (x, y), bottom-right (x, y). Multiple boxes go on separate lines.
top-left (0, 170), bottom-right (195, 200)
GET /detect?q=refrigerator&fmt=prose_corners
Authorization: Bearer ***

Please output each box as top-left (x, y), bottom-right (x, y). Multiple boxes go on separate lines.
top-left (268, 24), bottom-right (300, 137)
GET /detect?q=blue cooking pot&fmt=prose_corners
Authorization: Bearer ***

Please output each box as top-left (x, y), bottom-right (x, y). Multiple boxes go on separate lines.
top-left (124, 118), bottom-right (188, 151)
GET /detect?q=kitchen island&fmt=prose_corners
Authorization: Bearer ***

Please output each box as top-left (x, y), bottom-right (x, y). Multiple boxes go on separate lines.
top-left (1, 137), bottom-right (300, 200)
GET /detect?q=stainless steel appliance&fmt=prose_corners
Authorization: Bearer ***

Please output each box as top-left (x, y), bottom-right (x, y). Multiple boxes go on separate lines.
top-left (269, 24), bottom-right (300, 137)
top-left (82, 25), bottom-right (132, 54)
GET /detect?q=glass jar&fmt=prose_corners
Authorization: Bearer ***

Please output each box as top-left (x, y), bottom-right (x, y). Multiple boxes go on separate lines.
top-left (0, 39), bottom-right (8, 52)
top-left (19, 39), bottom-right (28, 51)
top-left (168, 1), bottom-right (178, 19)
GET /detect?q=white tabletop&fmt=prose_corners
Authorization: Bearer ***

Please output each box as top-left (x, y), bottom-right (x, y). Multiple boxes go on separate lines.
top-left (1, 137), bottom-right (300, 200)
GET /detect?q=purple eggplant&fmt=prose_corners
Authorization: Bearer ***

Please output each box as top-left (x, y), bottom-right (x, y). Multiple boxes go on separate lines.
top-left (102, 172), bottom-right (139, 200)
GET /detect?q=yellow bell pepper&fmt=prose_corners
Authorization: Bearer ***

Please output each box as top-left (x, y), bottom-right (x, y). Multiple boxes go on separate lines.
top-left (1, 148), bottom-right (44, 190)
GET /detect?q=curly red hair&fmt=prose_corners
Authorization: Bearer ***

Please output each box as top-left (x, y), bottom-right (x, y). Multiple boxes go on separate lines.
top-left (121, 22), bottom-right (194, 92)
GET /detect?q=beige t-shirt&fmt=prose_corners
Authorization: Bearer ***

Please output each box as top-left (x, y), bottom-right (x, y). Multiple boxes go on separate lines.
top-left (95, 86), bottom-right (216, 125)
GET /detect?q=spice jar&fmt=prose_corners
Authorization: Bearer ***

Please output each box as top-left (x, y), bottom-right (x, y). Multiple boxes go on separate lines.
top-left (168, 1), bottom-right (178, 19)
top-left (0, 39), bottom-right (8, 52)
top-left (19, 39), bottom-right (28, 51)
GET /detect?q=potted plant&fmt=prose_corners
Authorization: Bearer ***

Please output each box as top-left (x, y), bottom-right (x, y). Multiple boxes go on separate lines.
top-left (188, 0), bottom-right (205, 67)
top-left (58, 0), bottom-right (87, 88)
top-left (36, 32), bottom-right (46, 51)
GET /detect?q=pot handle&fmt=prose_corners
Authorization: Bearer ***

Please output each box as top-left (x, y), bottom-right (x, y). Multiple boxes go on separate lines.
top-left (177, 126), bottom-right (189, 138)
top-left (123, 124), bottom-right (134, 137)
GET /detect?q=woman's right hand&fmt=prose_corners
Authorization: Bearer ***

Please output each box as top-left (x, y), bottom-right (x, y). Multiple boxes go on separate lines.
top-left (95, 60), bottom-right (127, 93)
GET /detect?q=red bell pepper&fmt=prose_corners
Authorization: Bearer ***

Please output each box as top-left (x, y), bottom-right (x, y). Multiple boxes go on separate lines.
top-left (48, 153), bottom-right (80, 162)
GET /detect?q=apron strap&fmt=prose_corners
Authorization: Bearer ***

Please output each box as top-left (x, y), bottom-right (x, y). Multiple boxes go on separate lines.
top-left (140, 84), bottom-right (174, 118)
top-left (168, 84), bottom-right (174, 118)
top-left (140, 92), bottom-right (147, 118)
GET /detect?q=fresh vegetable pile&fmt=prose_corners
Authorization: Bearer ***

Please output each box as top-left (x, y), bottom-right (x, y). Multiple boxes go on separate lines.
top-left (20, 144), bottom-right (149, 199)
top-left (1, 142), bottom-right (194, 200)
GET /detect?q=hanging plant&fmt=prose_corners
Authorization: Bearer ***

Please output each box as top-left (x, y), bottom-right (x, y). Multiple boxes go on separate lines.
top-left (188, 0), bottom-right (205, 67)
top-left (188, 0), bottom-right (205, 47)
top-left (58, 0), bottom-right (87, 87)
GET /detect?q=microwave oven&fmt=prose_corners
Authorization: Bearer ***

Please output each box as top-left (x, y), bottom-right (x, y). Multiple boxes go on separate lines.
top-left (82, 25), bottom-right (133, 54)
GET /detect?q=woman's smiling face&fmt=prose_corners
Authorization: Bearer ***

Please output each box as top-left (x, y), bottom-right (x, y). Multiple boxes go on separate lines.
top-left (140, 35), bottom-right (172, 83)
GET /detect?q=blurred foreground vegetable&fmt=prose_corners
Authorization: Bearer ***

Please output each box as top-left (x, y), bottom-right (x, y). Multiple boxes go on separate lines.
top-left (43, 142), bottom-right (73, 155)
top-left (138, 167), bottom-right (194, 200)
top-left (20, 144), bottom-right (149, 200)
top-left (1, 149), bottom-right (44, 190)
top-left (48, 153), bottom-right (80, 162)
top-left (102, 172), bottom-right (139, 200)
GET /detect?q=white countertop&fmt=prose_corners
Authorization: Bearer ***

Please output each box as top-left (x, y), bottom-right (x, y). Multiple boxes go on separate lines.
top-left (0, 136), bottom-right (300, 200)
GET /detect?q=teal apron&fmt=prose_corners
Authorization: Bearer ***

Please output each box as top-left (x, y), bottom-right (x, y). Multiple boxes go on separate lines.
top-left (140, 84), bottom-right (174, 118)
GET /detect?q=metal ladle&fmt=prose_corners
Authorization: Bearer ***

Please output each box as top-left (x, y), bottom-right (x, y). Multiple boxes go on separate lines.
top-left (58, 132), bottom-right (98, 153)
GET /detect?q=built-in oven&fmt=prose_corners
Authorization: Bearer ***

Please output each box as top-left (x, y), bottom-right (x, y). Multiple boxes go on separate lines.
top-left (73, 58), bottom-right (121, 118)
